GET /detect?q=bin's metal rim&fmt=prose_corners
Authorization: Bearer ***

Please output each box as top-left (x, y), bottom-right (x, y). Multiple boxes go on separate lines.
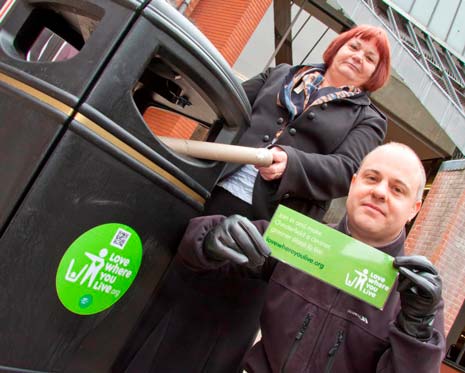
top-left (0, 71), bottom-right (206, 205)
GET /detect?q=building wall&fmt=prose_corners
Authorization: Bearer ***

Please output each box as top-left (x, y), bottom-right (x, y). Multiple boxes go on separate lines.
top-left (406, 160), bottom-right (465, 335)
top-left (189, 0), bottom-right (272, 66)
top-left (233, 3), bottom-right (337, 79)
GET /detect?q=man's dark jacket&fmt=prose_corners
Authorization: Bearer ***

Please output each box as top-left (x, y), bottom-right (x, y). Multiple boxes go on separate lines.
top-left (176, 215), bottom-right (446, 373)
top-left (222, 63), bottom-right (387, 220)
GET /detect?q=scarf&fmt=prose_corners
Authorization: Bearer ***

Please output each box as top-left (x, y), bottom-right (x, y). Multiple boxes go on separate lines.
top-left (277, 65), bottom-right (362, 121)
top-left (277, 66), bottom-right (324, 121)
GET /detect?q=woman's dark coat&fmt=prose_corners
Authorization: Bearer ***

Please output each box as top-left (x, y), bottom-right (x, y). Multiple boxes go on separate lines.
top-left (222, 63), bottom-right (387, 220)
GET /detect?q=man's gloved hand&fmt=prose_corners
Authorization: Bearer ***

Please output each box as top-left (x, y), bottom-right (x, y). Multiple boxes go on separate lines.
top-left (204, 215), bottom-right (271, 270)
top-left (393, 255), bottom-right (442, 341)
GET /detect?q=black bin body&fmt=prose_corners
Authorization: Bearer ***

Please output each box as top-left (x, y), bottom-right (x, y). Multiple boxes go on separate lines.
top-left (0, 1), bottom-right (250, 372)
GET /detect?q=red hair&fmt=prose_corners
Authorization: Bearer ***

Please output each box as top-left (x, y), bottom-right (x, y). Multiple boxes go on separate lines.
top-left (323, 24), bottom-right (391, 92)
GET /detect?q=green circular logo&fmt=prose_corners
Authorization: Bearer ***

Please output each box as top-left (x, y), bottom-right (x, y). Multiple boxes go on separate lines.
top-left (56, 223), bottom-right (142, 315)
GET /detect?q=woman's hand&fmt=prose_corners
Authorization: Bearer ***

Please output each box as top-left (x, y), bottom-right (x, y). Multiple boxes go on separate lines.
top-left (257, 147), bottom-right (288, 181)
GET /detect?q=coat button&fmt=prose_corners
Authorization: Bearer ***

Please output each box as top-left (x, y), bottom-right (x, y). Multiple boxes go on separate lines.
top-left (288, 127), bottom-right (297, 135)
top-left (321, 103), bottom-right (328, 110)
top-left (262, 135), bottom-right (270, 142)
top-left (283, 193), bottom-right (290, 199)
top-left (277, 117), bottom-right (284, 125)
top-left (307, 111), bottom-right (315, 120)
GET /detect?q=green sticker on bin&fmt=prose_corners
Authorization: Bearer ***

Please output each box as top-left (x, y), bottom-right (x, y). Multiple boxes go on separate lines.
top-left (263, 205), bottom-right (398, 309)
top-left (56, 223), bottom-right (142, 315)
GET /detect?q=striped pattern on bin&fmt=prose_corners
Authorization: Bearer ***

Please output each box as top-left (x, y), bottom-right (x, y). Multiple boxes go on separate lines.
top-left (0, 71), bottom-right (205, 205)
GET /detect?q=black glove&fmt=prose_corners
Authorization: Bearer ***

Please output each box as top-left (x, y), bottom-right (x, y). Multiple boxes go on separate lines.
top-left (204, 215), bottom-right (271, 270)
top-left (393, 255), bottom-right (442, 341)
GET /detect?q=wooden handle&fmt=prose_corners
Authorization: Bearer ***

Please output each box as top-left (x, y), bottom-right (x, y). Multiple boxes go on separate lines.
top-left (158, 136), bottom-right (273, 167)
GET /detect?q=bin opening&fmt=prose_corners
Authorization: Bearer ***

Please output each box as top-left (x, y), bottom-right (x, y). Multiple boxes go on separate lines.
top-left (14, 4), bottom-right (103, 62)
top-left (133, 55), bottom-right (222, 142)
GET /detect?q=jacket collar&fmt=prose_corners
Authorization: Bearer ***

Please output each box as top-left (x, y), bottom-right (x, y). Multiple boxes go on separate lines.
top-left (307, 63), bottom-right (372, 106)
top-left (334, 214), bottom-right (405, 256)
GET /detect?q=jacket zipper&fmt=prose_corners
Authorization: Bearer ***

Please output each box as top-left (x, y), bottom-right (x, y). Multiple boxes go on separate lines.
top-left (324, 330), bottom-right (345, 373)
top-left (281, 313), bottom-right (312, 373)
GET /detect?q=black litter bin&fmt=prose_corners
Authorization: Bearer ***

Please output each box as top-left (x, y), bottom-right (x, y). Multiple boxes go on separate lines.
top-left (0, 1), bottom-right (250, 372)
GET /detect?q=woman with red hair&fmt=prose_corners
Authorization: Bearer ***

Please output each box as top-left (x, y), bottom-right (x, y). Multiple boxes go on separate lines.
top-left (205, 24), bottom-right (391, 223)
top-left (154, 25), bottom-right (393, 373)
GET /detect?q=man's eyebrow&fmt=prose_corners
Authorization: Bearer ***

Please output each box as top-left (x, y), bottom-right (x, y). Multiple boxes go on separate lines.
top-left (362, 168), bottom-right (380, 175)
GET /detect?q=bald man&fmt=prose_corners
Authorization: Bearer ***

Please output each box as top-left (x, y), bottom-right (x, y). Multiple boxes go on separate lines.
top-left (175, 142), bottom-right (445, 373)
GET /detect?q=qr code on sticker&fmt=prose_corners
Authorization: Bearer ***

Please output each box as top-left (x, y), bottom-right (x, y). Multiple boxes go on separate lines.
top-left (111, 228), bottom-right (131, 250)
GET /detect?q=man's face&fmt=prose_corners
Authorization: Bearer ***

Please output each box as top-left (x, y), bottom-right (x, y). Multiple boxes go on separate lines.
top-left (346, 146), bottom-right (422, 246)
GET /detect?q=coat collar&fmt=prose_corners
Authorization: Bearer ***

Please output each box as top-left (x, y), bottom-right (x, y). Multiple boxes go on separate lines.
top-left (333, 214), bottom-right (405, 256)
top-left (304, 63), bottom-right (372, 106)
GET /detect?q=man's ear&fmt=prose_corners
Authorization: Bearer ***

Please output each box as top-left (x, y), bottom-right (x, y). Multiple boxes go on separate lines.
top-left (351, 173), bottom-right (357, 185)
top-left (347, 174), bottom-right (358, 197)
top-left (408, 200), bottom-right (422, 222)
